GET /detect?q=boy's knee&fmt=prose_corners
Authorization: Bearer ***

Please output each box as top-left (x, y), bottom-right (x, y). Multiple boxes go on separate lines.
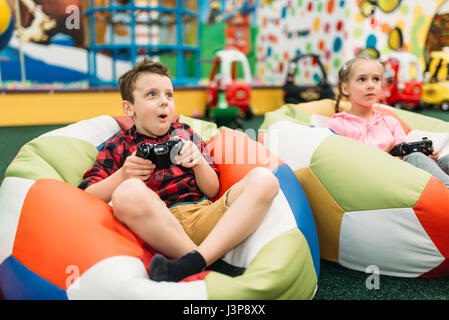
top-left (112, 178), bottom-right (152, 221)
top-left (246, 167), bottom-right (280, 199)
top-left (112, 178), bottom-right (145, 203)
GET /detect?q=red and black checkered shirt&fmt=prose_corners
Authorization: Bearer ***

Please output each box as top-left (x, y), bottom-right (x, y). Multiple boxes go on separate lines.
top-left (78, 122), bottom-right (219, 208)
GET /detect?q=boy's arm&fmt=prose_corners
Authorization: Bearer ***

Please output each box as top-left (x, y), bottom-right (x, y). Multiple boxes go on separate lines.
top-left (176, 140), bottom-right (220, 199)
top-left (84, 151), bottom-right (156, 203)
top-left (84, 168), bottom-right (126, 203)
top-left (192, 158), bottom-right (220, 199)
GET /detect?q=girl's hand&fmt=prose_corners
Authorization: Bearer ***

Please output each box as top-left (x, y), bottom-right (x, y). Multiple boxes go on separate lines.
top-left (429, 149), bottom-right (439, 161)
top-left (120, 151), bottom-right (156, 181)
top-left (175, 140), bottom-right (204, 168)
top-left (383, 141), bottom-right (394, 153)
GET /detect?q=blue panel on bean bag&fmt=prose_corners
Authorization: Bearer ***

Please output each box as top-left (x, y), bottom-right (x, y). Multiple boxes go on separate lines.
top-left (0, 256), bottom-right (68, 300)
top-left (274, 164), bottom-right (320, 277)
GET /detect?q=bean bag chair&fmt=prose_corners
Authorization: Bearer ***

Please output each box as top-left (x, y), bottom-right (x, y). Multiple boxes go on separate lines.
top-left (0, 115), bottom-right (319, 299)
top-left (262, 99), bottom-right (449, 277)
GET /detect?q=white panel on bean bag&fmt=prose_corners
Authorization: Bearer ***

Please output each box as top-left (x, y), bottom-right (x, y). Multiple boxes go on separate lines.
top-left (0, 177), bottom-right (35, 263)
top-left (39, 116), bottom-right (121, 148)
top-left (339, 208), bottom-right (444, 277)
top-left (310, 114), bottom-right (331, 128)
top-left (67, 255), bottom-right (208, 300)
top-left (222, 190), bottom-right (297, 268)
top-left (264, 121), bottom-right (332, 170)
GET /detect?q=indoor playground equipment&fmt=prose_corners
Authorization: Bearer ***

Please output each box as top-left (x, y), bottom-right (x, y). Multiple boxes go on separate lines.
top-left (0, 115), bottom-right (320, 299)
top-left (382, 51), bottom-right (423, 110)
top-left (83, 0), bottom-right (201, 86)
top-left (205, 48), bottom-right (253, 125)
top-left (261, 99), bottom-right (449, 278)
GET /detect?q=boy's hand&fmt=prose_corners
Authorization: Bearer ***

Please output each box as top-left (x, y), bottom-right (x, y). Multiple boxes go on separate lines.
top-left (120, 151), bottom-right (156, 181)
top-left (175, 140), bottom-right (204, 168)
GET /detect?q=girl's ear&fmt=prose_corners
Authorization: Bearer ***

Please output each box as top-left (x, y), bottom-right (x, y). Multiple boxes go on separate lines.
top-left (122, 100), bottom-right (134, 117)
top-left (341, 82), bottom-right (350, 97)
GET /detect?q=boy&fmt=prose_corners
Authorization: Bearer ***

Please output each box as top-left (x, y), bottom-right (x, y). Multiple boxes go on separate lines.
top-left (79, 58), bottom-right (280, 282)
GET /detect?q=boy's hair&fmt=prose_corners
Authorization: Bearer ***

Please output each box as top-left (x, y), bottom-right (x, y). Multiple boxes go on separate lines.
top-left (335, 55), bottom-right (383, 113)
top-left (119, 57), bottom-right (172, 104)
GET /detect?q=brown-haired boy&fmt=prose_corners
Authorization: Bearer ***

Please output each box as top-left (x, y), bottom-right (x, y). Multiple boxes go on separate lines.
top-left (79, 57), bottom-right (280, 282)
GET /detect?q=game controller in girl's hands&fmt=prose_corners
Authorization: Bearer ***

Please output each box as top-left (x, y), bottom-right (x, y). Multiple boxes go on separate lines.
top-left (389, 137), bottom-right (434, 157)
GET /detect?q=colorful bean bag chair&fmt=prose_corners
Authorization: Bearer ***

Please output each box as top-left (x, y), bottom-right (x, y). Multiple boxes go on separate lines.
top-left (261, 99), bottom-right (449, 278)
top-left (0, 115), bottom-right (319, 299)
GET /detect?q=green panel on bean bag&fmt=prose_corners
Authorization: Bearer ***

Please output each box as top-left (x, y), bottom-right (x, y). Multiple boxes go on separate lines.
top-left (259, 105), bottom-right (312, 131)
top-left (205, 229), bottom-right (317, 300)
top-left (5, 136), bottom-right (98, 186)
top-left (389, 108), bottom-right (449, 132)
top-left (311, 134), bottom-right (430, 211)
top-left (178, 115), bottom-right (220, 143)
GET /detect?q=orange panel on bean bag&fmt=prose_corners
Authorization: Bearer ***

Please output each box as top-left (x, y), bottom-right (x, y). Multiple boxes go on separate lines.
top-left (413, 177), bottom-right (449, 258)
top-left (13, 179), bottom-right (146, 290)
top-left (207, 129), bottom-right (283, 199)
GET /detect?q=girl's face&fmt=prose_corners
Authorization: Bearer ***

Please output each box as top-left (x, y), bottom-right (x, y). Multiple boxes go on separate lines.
top-left (342, 60), bottom-right (383, 110)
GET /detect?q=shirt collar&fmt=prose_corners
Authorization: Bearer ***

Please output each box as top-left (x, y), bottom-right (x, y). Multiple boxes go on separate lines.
top-left (127, 124), bottom-right (174, 142)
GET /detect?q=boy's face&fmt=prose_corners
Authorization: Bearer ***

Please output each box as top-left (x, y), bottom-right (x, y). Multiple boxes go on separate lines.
top-left (123, 72), bottom-right (175, 138)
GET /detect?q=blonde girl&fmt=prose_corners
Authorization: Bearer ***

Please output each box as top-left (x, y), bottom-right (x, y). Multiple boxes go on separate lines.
top-left (328, 56), bottom-right (449, 189)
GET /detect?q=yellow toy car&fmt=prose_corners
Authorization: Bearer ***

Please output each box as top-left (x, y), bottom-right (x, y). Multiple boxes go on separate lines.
top-left (422, 49), bottom-right (449, 111)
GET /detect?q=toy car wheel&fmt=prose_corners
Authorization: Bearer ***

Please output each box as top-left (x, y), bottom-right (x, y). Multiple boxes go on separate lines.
top-left (235, 117), bottom-right (244, 129)
top-left (205, 104), bottom-right (212, 119)
top-left (244, 107), bottom-right (254, 120)
top-left (393, 101), bottom-right (404, 109)
top-left (441, 101), bottom-right (449, 111)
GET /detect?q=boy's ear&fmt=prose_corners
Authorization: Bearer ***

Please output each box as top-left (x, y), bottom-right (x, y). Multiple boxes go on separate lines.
top-left (122, 100), bottom-right (134, 117)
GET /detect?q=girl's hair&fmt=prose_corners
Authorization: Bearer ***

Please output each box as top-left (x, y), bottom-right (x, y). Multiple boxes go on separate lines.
top-left (335, 55), bottom-right (383, 113)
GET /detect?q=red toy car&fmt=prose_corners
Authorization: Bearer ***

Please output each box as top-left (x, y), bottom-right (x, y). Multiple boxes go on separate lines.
top-left (382, 51), bottom-right (423, 110)
top-left (205, 49), bottom-right (253, 120)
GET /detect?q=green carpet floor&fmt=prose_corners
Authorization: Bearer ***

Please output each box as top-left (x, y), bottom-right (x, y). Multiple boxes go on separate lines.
top-left (1, 107), bottom-right (449, 300)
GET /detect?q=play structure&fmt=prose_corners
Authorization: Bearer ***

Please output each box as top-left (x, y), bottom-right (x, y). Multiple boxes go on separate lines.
top-left (83, 0), bottom-right (201, 86)
top-left (382, 51), bottom-right (423, 110)
top-left (204, 48), bottom-right (253, 127)
top-left (0, 115), bottom-right (319, 299)
top-left (260, 99), bottom-right (449, 277)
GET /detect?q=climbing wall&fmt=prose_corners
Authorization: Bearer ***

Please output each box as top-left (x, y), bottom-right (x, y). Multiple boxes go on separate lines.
top-left (256, 0), bottom-right (347, 85)
top-left (255, 0), bottom-right (448, 86)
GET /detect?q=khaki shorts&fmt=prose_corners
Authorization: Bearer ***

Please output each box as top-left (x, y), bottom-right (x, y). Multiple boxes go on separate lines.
top-left (169, 190), bottom-right (230, 246)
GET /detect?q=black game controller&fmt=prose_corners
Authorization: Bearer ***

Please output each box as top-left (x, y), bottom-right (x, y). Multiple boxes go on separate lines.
top-left (389, 137), bottom-right (434, 157)
top-left (136, 137), bottom-right (184, 169)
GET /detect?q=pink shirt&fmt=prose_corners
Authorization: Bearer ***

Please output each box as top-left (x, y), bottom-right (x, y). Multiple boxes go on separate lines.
top-left (328, 110), bottom-right (407, 151)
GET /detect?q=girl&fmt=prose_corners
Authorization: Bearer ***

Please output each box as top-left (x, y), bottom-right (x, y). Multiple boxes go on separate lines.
top-left (328, 55), bottom-right (449, 189)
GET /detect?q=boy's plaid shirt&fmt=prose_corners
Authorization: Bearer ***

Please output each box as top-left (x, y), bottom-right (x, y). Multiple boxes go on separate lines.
top-left (78, 122), bottom-right (219, 207)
